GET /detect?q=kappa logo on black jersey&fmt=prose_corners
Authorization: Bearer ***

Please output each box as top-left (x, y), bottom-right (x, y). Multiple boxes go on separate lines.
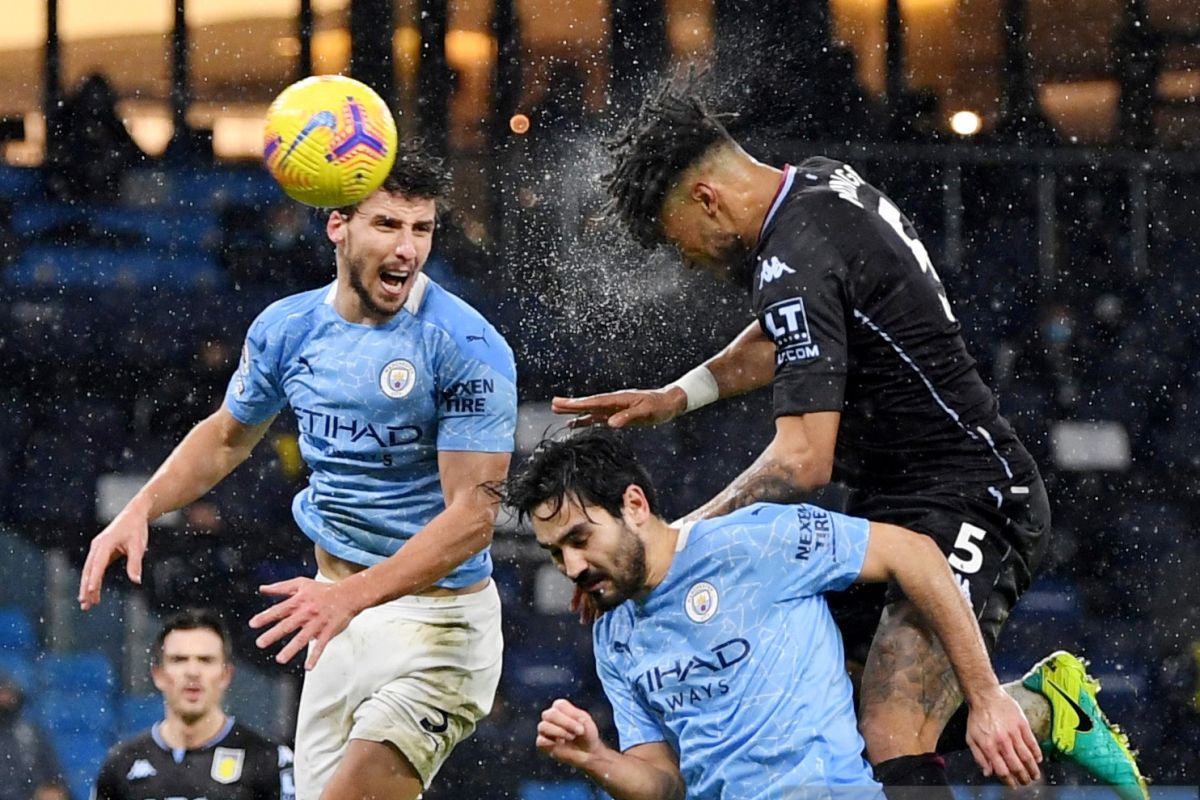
top-left (763, 298), bottom-right (821, 364)
top-left (758, 256), bottom-right (796, 288)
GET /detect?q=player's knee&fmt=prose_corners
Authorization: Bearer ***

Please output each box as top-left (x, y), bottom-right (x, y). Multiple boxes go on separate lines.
top-left (858, 707), bottom-right (921, 759)
top-left (320, 739), bottom-right (423, 800)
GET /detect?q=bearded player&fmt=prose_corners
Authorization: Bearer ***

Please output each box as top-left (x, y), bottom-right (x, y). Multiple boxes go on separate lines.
top-left (79, 141), bottom-right (516, 800)
top-left (556, 75), bottom-right (1146, 798)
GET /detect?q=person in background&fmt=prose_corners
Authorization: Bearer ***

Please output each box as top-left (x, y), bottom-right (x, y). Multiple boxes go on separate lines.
top-left (0, 673), bottom-right (62, 800)
top-left (43, 72), bottom-right (146, 204)
top-left (94, 609), bottom-right (293, 800)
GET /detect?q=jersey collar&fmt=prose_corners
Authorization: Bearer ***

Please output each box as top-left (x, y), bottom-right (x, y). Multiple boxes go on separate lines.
top-left (758, 164), bottom-right (796, 241)
top-left (321, 272), bottom-right (432, 318)
top-left (151, 715), bottom-right (236, 763)
top-left (675, 520), bottom-right (697, 552)
top-left (632, 521), bottom-right (696, 614)
top-left (403, 272), bottom-right (430, 314)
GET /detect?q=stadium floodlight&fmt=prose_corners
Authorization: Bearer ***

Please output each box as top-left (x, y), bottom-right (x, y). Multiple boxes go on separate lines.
top-left (950, 110), bottom-right (983, 136)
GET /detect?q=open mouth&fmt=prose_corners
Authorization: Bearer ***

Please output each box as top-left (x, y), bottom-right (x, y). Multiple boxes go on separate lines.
top-left (379, 268), bottom-right (411, 297)
top-left (580, 575), bottom-right (608, 594)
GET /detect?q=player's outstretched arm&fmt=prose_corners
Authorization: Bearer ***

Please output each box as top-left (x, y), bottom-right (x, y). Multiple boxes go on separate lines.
top-left (78, 405), bottom-right (274, 610)
top-left (252, 449), bottom-right (510, 668)
top-left (342, 449), bottom-right (510, 602)
top-left (676, 411), bottom-right (839, 524)
top-left (552, 320), bottom-right (775, 428)
top-left (856, 523), bottom-right (1043, 787)
top-left (537, 699), bottom-right (684, 800)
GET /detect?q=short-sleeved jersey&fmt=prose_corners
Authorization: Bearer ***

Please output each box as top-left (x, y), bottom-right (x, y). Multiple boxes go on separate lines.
top-left (750, 157), bottom-right (1037, 496)
top-left (94, 719), bottom-right (293, 800)
top-left (224, 274), bottom-right (517, 587)
top-left (592, 503), bottom-right (883, 800)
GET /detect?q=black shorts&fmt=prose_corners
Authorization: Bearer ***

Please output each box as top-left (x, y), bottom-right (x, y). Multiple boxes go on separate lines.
top-left (831, 476), bottom-right (1052, 660)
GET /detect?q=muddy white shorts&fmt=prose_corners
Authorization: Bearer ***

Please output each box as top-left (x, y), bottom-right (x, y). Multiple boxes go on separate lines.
top-left (293, 576), bottom-right (503, 798)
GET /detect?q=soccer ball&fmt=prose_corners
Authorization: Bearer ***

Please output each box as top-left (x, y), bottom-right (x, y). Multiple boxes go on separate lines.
top-left (263, 75), bottom-right (398, 208)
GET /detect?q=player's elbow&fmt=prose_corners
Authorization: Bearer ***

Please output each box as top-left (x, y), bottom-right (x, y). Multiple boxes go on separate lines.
top-left (460, 501), bottom-right (498, 552)
top-left (883, 525), bottom-right (943, 583)
top-left (801, 455), bottom-right (834, 489)
top-left (778, 449), bottom-right (833, 491)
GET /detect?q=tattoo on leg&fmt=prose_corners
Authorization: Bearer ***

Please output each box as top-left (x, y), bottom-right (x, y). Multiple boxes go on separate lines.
top-left (859, 602), bottom-right (965, 754)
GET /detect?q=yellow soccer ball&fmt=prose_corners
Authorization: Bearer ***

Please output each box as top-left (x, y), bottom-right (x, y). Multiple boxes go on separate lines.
top-left (263, 75), bottom-right (398, 208)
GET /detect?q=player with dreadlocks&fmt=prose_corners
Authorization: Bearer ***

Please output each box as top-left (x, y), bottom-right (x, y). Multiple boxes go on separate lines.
top-left (555, 72), bottom-right (1148, 798)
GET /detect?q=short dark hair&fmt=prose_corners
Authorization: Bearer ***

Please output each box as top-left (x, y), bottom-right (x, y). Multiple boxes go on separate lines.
top-left (602, 70), bottom-right (738, 249)
top-left (333, 137), bottom-right (452, 218)
top-left (505, 428), bottom-right (660, 525)
top-left (153, 608), bottom-right (232, 666)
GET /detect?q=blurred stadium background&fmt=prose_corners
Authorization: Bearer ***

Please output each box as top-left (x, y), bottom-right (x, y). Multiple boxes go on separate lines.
top-left (1, 0), bottom-right (1199, 797)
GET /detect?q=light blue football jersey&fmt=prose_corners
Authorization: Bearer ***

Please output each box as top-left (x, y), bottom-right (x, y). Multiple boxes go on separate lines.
top-left (592, 503), bottom-right (883, 800)
top-left (224, 274), bottom-right (517, 588)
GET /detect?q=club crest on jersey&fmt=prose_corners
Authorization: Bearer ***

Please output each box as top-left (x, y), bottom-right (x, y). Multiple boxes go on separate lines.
top-left (685, 581), bottom-right (719, 623)
top-left (380, 359), bottom-right (417, 399)
top-left (211, 747), bottom-right (245, 784)
top-left (758, 256), bottom-right (795, 288)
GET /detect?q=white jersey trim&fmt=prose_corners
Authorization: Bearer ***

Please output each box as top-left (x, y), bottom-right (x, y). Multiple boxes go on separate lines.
top-left (403, 272), bottom-right (430, 315)
top-left (758, 165), bottom-right (796, 240)
top-left (319, 273), bottom-right (430, 316)
top-left (674, 521), bottom-right (697, 552)
top-left (853, 309), bottom-right (1013, 480)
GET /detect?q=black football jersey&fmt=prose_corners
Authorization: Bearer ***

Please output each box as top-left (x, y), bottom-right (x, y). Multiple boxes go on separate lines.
top-left (93, 720), bottom-right (294, 800)
top-left (750, 156), bottom-right (1038, 495)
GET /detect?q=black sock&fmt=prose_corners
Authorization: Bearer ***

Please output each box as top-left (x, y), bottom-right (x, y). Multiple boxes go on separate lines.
top-left (936, 703), bottom-right (970, 753)
top-left (873, 753), bottom-right (954, 800)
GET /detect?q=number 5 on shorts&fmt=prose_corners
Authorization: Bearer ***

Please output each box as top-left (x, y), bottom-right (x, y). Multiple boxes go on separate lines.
top-left (947, 523), bottom-right (986, 575)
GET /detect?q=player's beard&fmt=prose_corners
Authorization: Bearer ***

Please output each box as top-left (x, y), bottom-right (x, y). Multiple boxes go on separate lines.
top-left (583, 521), bottom-right (648, 612)
top-left (692, 230), bottom-right (753, 283)
top-left (346, 253), bottom-right (399, 320)
top-left (711, 232), bottom-right (753, 281)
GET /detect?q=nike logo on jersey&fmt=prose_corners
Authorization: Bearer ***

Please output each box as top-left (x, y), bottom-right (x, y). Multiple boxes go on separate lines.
top-left (758, 256), bottom-right (795, 288)
top-left (420, 708), bottom-right (450, 734)
top-left (1047, 680), bottom-right (1094, 733)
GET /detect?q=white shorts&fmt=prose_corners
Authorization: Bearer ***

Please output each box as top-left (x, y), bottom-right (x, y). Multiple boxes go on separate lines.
top-left (293, 577), bottom-right (503, 799)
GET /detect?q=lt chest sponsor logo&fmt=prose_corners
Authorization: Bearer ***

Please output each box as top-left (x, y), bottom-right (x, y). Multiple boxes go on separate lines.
top-left (636, 638), bottom-right (751, 711)
top-left (763, 297), bottom-right (821, 363)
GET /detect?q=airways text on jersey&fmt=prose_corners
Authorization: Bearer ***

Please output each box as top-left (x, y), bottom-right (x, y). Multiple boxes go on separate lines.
top-left (636, 637), bottom-right (751, 711)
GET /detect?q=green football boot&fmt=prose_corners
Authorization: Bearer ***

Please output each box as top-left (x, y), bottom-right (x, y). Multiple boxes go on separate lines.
top-left (1021, 650), bottom-right (1149, 800)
